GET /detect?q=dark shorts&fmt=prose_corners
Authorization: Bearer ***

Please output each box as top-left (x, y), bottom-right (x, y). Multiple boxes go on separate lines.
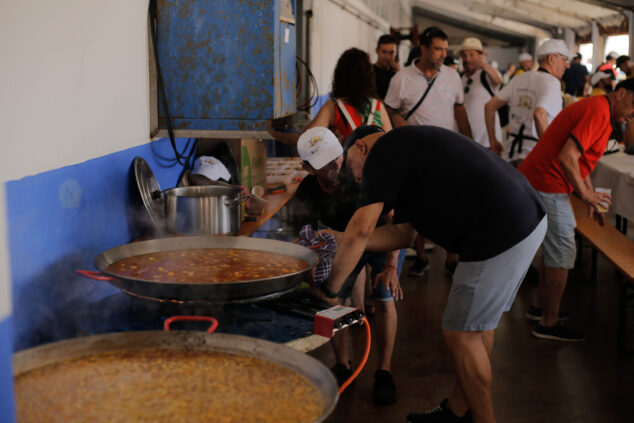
top-left (338, 249), bottom-right (407, 301)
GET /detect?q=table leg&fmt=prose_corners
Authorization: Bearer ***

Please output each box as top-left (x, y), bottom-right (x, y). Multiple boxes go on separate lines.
top-left (616, 215), bottom-right (628, 235)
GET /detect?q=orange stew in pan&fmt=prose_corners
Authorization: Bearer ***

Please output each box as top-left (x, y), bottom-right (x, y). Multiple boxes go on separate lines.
top-left (15, 349), bottom-right (324, 423)
top-left (106, 248), bottom-right (309, 283)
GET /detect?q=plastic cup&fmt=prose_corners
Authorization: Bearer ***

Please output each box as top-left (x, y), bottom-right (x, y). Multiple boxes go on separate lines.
top-left (595, 187), bottom-right (611, 213)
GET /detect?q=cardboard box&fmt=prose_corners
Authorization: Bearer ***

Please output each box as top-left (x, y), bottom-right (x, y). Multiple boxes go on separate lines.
top-left (240, 139), bottom-right (267, 191)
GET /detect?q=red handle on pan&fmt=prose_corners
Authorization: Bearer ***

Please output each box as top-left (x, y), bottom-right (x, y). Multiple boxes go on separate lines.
top-left (75, 270), bottom-right (115, 281)
top-left (163, 316), bottom-right (219, 333)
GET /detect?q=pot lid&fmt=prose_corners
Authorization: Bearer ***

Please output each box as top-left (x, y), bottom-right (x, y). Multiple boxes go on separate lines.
top-left (133, 156), bottom-right (165, 228)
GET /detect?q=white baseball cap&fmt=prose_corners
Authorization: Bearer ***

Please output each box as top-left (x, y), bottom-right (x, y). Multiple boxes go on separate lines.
top-left (607, 51), bottom-right (619, 60)
top-left (297, 127), bottom-right (343, 170)
top-left (191, 156), bottom-right (232, 182)
top-left (518, 52), bottom-right (533, 62)
top-left (536, 39), bottom-right (574, 60)
top-left (591, 71), bottom-right (614, 86)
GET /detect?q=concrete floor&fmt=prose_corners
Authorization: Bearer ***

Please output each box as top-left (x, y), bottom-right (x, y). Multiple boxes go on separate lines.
top-left (310, 241), bottom-right (634, 423)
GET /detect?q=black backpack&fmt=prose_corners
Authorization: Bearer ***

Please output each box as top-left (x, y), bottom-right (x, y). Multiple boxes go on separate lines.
top-left (480, 70), bottom-right (509, 127)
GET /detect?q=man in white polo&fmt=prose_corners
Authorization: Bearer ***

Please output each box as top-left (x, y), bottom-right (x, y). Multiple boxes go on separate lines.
top-left (485, 39), bottom-right (572, 167)
top-left (459, 37), bottom-right (503, 148)
top-left (384, 26), bottom-right (471, 277)
top-left (384, 26), bottom-right (471, 136)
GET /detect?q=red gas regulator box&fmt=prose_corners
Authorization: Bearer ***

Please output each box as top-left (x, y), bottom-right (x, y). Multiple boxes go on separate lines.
top-left (313, 305), bottom-right (365, 338)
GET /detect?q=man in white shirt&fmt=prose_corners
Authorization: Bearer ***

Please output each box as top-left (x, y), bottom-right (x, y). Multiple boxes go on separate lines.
top-left (384, 26), bottom-right (471, 277)
top-left (459, 37), bottom-right (503, 148)
top-left (384, 27), bottom-right (471, 136)
top-left (485, 39), bottom-right (572, 167)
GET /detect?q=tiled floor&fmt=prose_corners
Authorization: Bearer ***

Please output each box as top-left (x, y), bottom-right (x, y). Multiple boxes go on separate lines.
top-left (311, 240), bottom-right (634, 423)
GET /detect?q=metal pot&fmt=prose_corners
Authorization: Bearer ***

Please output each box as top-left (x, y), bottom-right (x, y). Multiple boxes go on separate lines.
top-left (134, 157), bottom-right (249, 236)
top-left (163, 185), bottom-right (249, 235)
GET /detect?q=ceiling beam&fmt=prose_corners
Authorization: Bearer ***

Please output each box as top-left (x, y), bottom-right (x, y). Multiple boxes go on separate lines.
top-left (465, 3), bottom-right (566, 32)
top-left (413, 1), bottom-right (552, 39)
top-left (576, 0), bottom-right (632, 12)
top-left (412, 6), bottom-right (531, 46)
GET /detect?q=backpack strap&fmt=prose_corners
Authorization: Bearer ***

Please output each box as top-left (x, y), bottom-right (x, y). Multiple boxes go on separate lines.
top-left (480, 70), bottom-right (494, 97)
top-left (335, 99), bottom-right (358, 130)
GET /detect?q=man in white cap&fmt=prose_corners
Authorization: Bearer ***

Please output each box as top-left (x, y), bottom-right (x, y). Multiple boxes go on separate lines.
top-left (459, 37), bottom-right (503, 148)
top-left (289, 126), bottom-right (406, 406)
top-left (513, 52), bottom-right (534, 78)
top-left (485, 39), bottom-right (572, 166)
top-left (589, 70), bottom-right (616, 96)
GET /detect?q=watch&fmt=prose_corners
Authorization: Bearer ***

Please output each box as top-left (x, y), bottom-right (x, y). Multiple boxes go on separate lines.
top-left (320, 283), bottom-right (339, 299)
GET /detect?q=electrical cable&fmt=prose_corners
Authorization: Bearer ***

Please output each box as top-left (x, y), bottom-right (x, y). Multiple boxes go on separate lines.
top-left (296, 55), bottom-right (320, 110)
top-left (338, 316), bottom-right (371, 394)
top-left (148, 0), bottom-right (196, 168)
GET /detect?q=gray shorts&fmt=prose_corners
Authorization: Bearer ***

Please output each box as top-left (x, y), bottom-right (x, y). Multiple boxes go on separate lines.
top-left (442, 217), bottom-right (547, 332)
top-left (537, 191), bottom-right (577, 269)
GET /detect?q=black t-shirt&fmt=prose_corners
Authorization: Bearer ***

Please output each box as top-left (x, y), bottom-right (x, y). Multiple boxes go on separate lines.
top-left (562, 62), bottom-right (589, 96)
top-left (286, 173), bottom-right (359, 232)
top-left (374, 65), bottom-right (396, 100)
top-left (358, 126), bottom-right (546, 261)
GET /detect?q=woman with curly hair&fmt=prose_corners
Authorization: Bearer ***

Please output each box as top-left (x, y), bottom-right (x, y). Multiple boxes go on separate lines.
top-left (270, 48), bottom-right (392, 146)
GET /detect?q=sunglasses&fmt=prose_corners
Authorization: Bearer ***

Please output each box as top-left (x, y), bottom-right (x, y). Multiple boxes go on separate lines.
top-left (464, 78), bottom-right (473, 94)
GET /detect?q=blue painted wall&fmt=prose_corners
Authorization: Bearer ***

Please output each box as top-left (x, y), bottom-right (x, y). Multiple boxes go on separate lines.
top-left (0, 317), bottom-right (15, 422)
top-left (6, 138), bottom-right (194, 352)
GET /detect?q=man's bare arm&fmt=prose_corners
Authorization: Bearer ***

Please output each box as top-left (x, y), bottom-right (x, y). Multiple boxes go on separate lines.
top-left (482, 60), bottom-right (502, 87)
top-left (533, 107), bottom-right (549, 138)
top-left (386, 105), bottom-right (407, 128)
top-left (484, 96), bottom-right (506, 155)
top-left (454, 104), bottom-right (473, 139)
top-left (366, 222), bottom-right (416, 252)
top-left (323, 203), bottom-right (384, 293)
top-left (558, 138), bottom-right (611, 225)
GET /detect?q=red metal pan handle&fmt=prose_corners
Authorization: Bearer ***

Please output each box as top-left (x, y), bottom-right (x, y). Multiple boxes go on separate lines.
top-left (163, 316), bottom-right (219, 333)
top-left (75, 270), bottom-right (115, 281)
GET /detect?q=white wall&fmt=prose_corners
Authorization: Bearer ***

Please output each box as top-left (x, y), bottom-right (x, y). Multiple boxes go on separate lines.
top-left (0, 0), bottom-right (151, 181)
top-left (309, 0), bottom-right (411, 95)
top-left (0, 0), bottom-right (153, 320)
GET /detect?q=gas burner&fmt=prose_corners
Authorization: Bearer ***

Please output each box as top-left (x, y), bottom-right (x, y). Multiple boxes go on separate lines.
top-left (73, 291), bottom-right (320, 345)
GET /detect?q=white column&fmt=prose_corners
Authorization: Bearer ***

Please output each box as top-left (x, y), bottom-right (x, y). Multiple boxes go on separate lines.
top-left (0, 186), bottom-right (11, 322)
top-left (591, 21), bottom-right (600, 72)
top-left (626, 11), bottom-right (634, 58)
top-left (564, 28), bottom-right (575, 54)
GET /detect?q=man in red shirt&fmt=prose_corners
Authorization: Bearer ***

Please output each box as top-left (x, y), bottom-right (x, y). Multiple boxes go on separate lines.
top-left (518, 78), bottom-right (634, 341)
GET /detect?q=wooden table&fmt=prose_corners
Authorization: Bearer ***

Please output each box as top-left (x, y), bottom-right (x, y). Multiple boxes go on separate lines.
top-left (237, 182), bottom-right (298, 236)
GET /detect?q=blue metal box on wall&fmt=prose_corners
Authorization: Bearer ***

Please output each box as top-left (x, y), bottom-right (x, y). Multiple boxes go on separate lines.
top-left (154, 0), bottom-right (296, 137)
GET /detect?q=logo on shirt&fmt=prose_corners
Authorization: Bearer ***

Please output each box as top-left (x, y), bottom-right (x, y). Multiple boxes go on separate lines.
top-left (518, 95), bottom-right (533, 109)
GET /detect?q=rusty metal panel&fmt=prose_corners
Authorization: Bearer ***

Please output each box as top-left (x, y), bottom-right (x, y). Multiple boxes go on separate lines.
top-left (156, 0), bottom-right (296, 132)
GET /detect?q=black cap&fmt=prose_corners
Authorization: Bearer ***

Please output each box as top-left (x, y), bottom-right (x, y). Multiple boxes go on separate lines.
top-left (616, 55), bottom-right (631, 68)
top-left (343, 125), bottom-right (385, 154)
top-left (616, 78), bottom-right (634, 92)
